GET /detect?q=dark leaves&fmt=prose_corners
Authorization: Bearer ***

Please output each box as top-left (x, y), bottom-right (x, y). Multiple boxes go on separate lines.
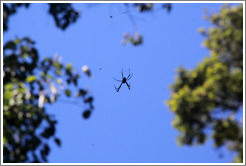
top-left (3, 3), bottom-right (92, 163)
top-left (134, 3), bottom-right (153, 12)
top-left (3, 40), bottom-right (16, 50)
top-left (40, 125), bottom-right (55, 139)
top-left (54, 137), bottom-right (61, 147)
top-left (3, 37), bottom-right (95, 163)
top-left (76, 89), bottom-right (87, 97)
top-left (84, 97), bottom-right (93, 103)
top-left (3, 3), bottom-right (30, 31)
top-left (162, 3), bottom-right (172, 13)
top-left (40, 144), bottom-right (50, 162)
top-left (48, 3), bottom-right (80, 30)
top-left (83, 110), bottom-right (91, 119)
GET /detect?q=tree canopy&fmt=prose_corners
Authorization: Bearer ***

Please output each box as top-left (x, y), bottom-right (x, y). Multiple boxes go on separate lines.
top-left (3, 3), bottom-right (93, 162)
top-left (167, 4), bottom-right (243, 163)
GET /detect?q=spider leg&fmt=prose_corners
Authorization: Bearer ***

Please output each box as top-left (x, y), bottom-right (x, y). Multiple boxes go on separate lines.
top-left (114, 85), bottom-right (118, 92)
top-left (126, 82), bottom-right (131, 90)
top-left (113, 77), bottom-right (122, 82)
top-left (126, 69), bottom-right (132, 80)
top-left (122, 68), bottom-right (124, 79)
top-left (114, 82), bottom-right (122, 92)
top-left (114, 85), bottom-right (119, 92)
top-left (127, 73), bottom-right (133, 80)
top-left (118, 82), bottom-right (123, 91)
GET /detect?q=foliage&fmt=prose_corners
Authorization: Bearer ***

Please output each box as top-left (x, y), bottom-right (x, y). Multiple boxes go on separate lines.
top-left (3, 36), bottom-right (94, 162)
top-left (48, 3), bottom-right (80, 30)
top-left (3, 3), bottom-right (93, 163)
top-left (3, 3), bottom-right (80, 31)
top-left (133, 3), bottom-right (171, 13)
top-left (121, 3), bottom-right (172, 46)
top-left (3, 3), bottom-right (30, 31)
top-left (166, 4), bottom-right (243, 162)
top-left (122, 32), bottom-right (143, 46)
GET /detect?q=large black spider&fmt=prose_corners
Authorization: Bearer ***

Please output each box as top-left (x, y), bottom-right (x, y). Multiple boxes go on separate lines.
top-left (113, 69), bottom-right (133, 92)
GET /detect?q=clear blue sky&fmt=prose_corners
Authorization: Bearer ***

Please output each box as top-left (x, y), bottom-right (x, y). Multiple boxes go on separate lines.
top-left (3, 2), bottom-right (242, 163)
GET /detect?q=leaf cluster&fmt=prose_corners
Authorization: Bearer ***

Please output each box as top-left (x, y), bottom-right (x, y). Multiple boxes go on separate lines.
top-left (167, 4), bottom-right (243, 162)
top-left (3, 3), bottom-right (93, 163)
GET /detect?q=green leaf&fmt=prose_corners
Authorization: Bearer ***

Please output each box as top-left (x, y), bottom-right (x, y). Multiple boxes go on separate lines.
top-left (64, 89), bottom-right (71, 97)
top-left (66, 63), bottom-right (72, 72)
top-left (47, 74), bottom-right (53, 79)
top-left (26, 75), bottom-right (37, 83)
top-left (55, 69), bottom-right (62, 75)
top-left (129, 37), bottom-right (134, 43)
top-left (14, 38), bottom-right (21, 44)
top-left (3, 137), bottom-right (7, 144)
top-left (5, 83), bottom-right (13, 90)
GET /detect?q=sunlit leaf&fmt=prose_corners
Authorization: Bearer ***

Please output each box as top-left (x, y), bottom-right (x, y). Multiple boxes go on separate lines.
top-left (26, 75), bottom-right (37, 83)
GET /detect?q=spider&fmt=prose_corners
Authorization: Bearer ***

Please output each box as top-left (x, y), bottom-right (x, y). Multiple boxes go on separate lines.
top-left (113, 69), bottom-right (133, 92)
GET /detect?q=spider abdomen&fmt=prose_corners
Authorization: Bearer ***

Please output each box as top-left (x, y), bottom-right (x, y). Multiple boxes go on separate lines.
top-left (122, 77), bottom-right (127, 83)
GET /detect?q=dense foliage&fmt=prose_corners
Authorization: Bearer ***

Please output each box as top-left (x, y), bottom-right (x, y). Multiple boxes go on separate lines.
top-left (167, 4), bottom-right (243, 162)
top-left (3, 3), bottom-right (93, 162)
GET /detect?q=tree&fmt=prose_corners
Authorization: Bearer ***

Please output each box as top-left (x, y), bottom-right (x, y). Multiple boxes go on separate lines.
top-left (166, 4), bottom-right (243, 162)
top-left (3, 3), bottom-right (172, 163)
top-left (3, 3), bottom-right (93, 163)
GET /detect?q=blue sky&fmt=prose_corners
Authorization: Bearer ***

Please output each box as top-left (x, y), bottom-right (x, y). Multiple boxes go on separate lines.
top-left (3, 2), bottom-right (242, 163)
